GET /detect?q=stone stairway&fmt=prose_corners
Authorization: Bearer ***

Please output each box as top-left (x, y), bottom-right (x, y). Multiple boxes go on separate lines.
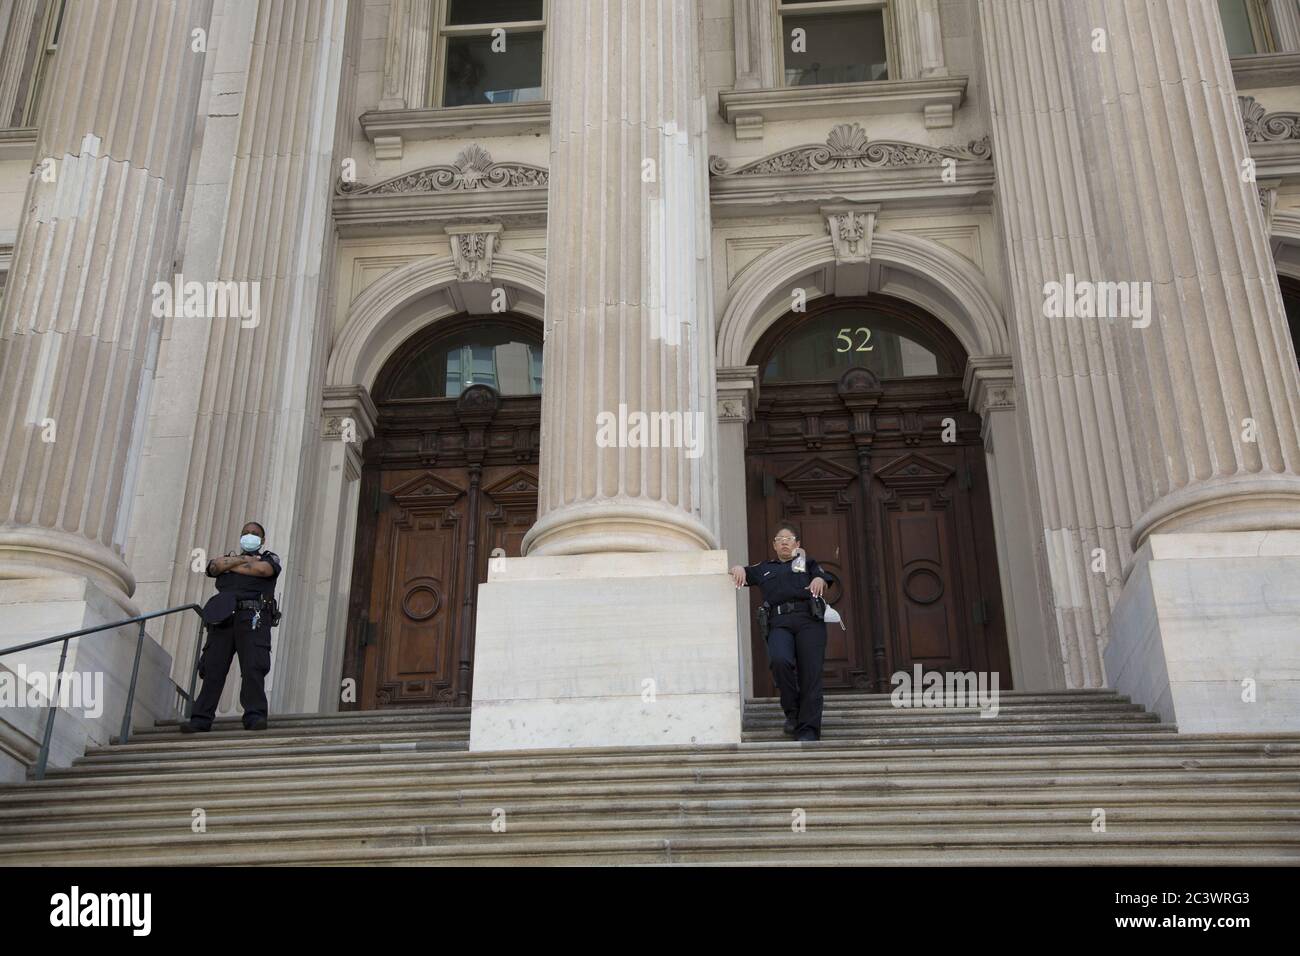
top-left (2, 690), bottom-right (1298, 865)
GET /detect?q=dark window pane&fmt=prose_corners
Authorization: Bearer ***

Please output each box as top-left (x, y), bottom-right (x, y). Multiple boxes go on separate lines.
top-left (448, 0), bottom-right (543, 26)
top-left (1281, 283), bottom-right (1300, 370)
top-left (784, 10), bottom-right (887, 85)
top-left (385, 325), bottom-right (543, 399)
top-left (760, 309), bottom-right (951, 383)
top-left (1218, 0), bottom-right (1257, 55)
top-left (443, 32), bottom-right (544, 106)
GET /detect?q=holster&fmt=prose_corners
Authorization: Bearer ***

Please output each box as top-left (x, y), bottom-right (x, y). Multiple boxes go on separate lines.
top-left (810, 596), bottom-right (826, 621)
top-left (756, 603), bottom-right (771, 640)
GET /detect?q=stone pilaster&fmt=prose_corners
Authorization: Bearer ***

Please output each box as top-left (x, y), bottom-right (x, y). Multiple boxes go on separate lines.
top-left (523, 0), bottom-right (719, 555)
top-left (974, 0), bottom-right (1142, 687)
top-left (894, 0), bottom-right (949, 80)
top-left (1066, 0), bottom-right (1300, 542)
top-left (1268, 0), bottom-right (1300, 51)
top-left (0, 0), bottom-right (41, 128)
top-left (0, 0), bottom-right (212, 608)
top-left (379, 0), bottom-right (431, 111)
top-left (733, 0), bottom-right (776, 90)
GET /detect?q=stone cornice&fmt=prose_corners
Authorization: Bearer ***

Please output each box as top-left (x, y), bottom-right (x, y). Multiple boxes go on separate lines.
top-left (359, 101), bottom-right (552, 153)
top-left (0, 126), bottom-right (36, 161)
top-left (717, 75), bottom-right (968, 139)
top-left (1231, 51), bottom-right (1300, 90)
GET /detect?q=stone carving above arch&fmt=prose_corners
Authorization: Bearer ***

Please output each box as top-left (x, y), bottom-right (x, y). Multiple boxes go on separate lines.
top-left (716, 229), bottom-right (1009, 370)
top-left (337, 145), bottom-right (549, 195)
top-left (709, 123), bottom-right (991, 177)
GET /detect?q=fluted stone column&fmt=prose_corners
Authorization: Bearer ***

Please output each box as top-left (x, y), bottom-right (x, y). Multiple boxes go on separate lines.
top-left (1067, 0), bottom-right (1300, 540)
top-left (473, 0), bottom-right (739, 751)
top-left (0, 0), bottom-right (212, 608)
top-left (975, 0), bottom-right (1143, 687)
top-left (522, 0), bottom-right (720, 556)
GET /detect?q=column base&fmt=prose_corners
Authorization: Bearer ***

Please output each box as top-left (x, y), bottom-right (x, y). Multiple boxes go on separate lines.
top-left (0, 576), bottom-right (176, 776)
top-left (469, 551), bottom-right (742, 751)
top-left (1108, 531), bottom-right (1300, 733)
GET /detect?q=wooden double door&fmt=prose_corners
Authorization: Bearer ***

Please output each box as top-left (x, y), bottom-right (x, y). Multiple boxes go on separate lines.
top-left (745, 369), bottom-right (1012, 695)
top-left (344, 386), bottom-right (539, 709)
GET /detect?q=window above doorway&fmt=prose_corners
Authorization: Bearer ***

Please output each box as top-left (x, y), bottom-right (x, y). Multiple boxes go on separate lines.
top-left (759, 305), bottom-right (958, 384)
top-left (361, 0), bottom-right (550, 156)
top-left (380, 320), bottom-right (544, 400)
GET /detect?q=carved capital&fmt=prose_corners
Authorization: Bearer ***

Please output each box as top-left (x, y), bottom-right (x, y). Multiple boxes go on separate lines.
top-left (321, 385), bottom-right (379, 481)
top-left (716, 365), bottom-right (760, 426)
top-left (963, 355), bottom-right (1017, 419)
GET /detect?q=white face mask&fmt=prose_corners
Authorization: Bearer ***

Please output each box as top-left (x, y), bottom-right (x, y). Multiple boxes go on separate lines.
top-left (239, 533), bottom-right (262, 553)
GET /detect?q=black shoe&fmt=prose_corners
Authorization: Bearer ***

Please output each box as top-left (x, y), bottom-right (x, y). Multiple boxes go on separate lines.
top-left (178, 721), bottom-right (209, 734)
top-left (783, 716), bottom-right (797, 735)
top-left (796, 729), bottom-right (819, 742)
top-left (245, 718), bottom-right (268, 731)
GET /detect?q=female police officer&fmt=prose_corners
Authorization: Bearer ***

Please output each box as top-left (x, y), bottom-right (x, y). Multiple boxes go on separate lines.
top-left (730, 524), bottom-right (834, 741)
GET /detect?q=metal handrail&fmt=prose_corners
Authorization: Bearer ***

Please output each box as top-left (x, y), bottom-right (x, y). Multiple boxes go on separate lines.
top-left (0, 604), bottom-right (204, 780)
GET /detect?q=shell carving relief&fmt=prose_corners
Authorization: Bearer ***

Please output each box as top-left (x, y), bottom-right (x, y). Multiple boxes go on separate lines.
top-left (337, 144), bottom-right (549, 195)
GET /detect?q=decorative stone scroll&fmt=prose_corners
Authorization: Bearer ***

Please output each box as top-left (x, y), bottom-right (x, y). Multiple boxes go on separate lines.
top-left (337, 144), bottom-right (549, 195)
top-left (709, 123), bottom-right (992, 177)
top-left (1239, 95), bottom-right (1300, 143)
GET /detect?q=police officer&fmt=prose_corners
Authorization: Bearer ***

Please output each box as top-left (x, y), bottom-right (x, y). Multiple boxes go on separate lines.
top-left (730, 524), bottom-right (835, 741)
top-left (181, 521), bottom-right (281, 733)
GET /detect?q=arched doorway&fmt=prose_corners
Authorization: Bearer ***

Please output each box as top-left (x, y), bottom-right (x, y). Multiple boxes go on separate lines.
top-left (342, 314), bottom-right (543, 709)
top-left (745, 295), bottom-right (1013, 695)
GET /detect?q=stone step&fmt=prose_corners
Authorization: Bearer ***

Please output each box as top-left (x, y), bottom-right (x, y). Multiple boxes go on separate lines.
top-left (6, 786), bottom-right (1297, 833)
top-left (5, 764), bottom-right (1299, 819)
top-left (42, 742), bottom-right (1300, 781)
top-left (35, 733), bottom-right (1298, 780)
top-left (7, 810), bottom-right (1300, 862)
top-left (106, 719), bottom-right (1177, 761)
top-left (5, 824), bottom-right (1299, 867)
top-left (8, 778), bottom-right (1295, 828)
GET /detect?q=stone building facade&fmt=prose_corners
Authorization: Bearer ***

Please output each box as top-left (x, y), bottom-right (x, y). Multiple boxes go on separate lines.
top-left (1, 0), bottom-right (1299, 767)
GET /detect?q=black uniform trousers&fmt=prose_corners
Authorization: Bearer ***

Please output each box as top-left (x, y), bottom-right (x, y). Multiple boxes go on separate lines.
top-left (765, 609), bottom-right (827, 737)
top-left (190, 609), bottom-right (271, 729)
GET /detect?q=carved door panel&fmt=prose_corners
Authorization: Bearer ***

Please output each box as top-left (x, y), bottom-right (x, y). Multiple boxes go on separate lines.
top-left (874, 443), bottom-right (1010, 680)
top-left (746, 454), bottom-right (870, 696)
top-left (361, 470), bottom-right (467, 708)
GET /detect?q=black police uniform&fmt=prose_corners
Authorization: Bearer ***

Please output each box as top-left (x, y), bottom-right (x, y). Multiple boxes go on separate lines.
top-left (190, 550), bottom-right (281, 730)
top-left (743, 556), bottom-right (836, 739)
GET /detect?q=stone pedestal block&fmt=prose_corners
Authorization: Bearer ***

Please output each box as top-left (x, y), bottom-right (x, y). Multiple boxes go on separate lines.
top-left (1108, 532), bottom-right (1300, 733)
top-left (469, 551), bottom-right (742, 751)
top-left (0, 577), bottom-right (177, 775)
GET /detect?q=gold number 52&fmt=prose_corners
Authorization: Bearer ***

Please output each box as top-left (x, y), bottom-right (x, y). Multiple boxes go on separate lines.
top-left (835, 327), bottom-right (873, 353)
